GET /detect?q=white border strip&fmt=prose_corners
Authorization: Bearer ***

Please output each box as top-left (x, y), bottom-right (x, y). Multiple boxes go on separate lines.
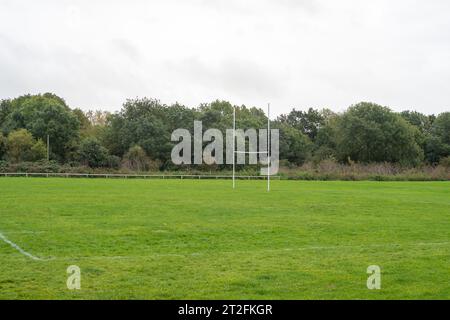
top-left (0, 231), bottom-right (42, 261)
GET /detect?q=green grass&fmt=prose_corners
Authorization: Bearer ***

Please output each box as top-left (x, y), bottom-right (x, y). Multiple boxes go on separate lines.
top-left (0, 178), bottom-right (449, 299)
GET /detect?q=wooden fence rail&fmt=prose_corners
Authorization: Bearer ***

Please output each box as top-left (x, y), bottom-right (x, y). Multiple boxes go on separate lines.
top-left (0, 172), bottom-right (281, 180)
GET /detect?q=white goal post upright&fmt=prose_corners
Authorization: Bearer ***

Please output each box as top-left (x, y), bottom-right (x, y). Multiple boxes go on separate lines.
top-left (267, 103), bottom-right (270, 192)
top-left (232, 103), bottom-right (271, 192)
top-left (233, 106), bottom-right (236, 189)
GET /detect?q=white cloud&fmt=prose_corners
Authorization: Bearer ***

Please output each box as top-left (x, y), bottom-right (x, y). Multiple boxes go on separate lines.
top-left (0, 0), bottom-right (449, 116)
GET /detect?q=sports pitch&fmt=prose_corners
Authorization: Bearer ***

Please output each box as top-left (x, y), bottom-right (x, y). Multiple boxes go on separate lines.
top-left (0, 178), bottom-right (449, 299)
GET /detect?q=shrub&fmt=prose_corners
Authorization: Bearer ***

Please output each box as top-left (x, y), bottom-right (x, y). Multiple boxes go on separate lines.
top-left (107, 155), bottom-right (121, 169)
top-left (30, 139), bottom-right (47, 161)
top-left (5, 129), bottom-right (35, 163)
top-left (77, 138), bottom-right (109, 168)
top-left (440, 156), bottom-right (450, 168)
top-left (0, 160), bottom-right (7, 172)
top-left (122, 145), bottom-right (149, 171)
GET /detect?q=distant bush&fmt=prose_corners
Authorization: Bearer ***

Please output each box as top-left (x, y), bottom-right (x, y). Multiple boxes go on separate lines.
top-left (0, 157), bottom-right (448, 181)
top-left (5, 129), bottom-right (46, 163)
top-left (440, 156), bottom-right (450, 168)
top-left (279, 159), bottom-right (449, 181)
top-left (122, 145), bottom-right (150, 171)
top-left (107, 155), bottom-right (121, 169)
top-left (0, 160), bottom-right (7, 172)
top-left (77, 138), bottom-right (110, 168)
top-left (2, 160), bottom-right (60, 173)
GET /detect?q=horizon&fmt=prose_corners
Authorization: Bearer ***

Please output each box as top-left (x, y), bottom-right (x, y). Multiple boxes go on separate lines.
top-left (1, 92), bottom-right (447, 118)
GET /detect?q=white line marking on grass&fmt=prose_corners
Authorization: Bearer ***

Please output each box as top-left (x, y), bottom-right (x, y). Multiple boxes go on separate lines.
top-left (0, 231), bottom-right (43, 261)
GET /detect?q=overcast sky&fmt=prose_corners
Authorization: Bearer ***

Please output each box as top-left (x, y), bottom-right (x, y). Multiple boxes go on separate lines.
top-left (1, 0), bottom-right (449, 116)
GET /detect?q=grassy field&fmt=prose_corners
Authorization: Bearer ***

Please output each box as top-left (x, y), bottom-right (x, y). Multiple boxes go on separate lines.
top-left (0, 178), bottom-right (449, 299)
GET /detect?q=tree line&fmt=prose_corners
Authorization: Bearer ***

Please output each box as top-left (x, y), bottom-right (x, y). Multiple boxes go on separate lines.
top-left (0, 93), bottom-right (449, 172)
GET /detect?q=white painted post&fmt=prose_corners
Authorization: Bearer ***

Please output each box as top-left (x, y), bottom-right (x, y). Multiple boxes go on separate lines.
top-left (267, 103), bottom-right (270, 192)
top-left (233, 106), bottom-right (236, 189)
top-left (47, 135), bottom-right (50, 162)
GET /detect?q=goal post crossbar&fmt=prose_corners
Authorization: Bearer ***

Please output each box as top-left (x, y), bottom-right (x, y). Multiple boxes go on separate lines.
top-left (234, 151), bottom-right (268, 154)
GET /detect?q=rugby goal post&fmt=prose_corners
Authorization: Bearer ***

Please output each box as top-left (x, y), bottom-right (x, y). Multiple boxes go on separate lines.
top-left (232, 103), bottom-right (271, 192)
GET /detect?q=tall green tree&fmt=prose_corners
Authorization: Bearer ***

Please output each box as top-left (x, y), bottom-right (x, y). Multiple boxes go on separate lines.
top-left (274, 122), bottom-right (313, 165)
top-left (431, 112), bottom-right (450, 145)
top-left (0, 99), bottom-right (12, 131)
top-left (400, 111), bottom-right (433, 134)
top-left (104, 98), bottom-right (195, 163)
top-left (1, 93), bottom-right (80, 161)
top-left (335, 102), bottom-right (423, 165)
top-left (425, 112), bottom-right (450, 163)
top-left (0, 134), bottom-right (6, 160)
top-left (278, 108), bottom-right (325, 141)
top-left (72, 108), bottom-right (91, 132)
top-left (199, 100), bottom-right (267, 132)
top-left (314, 112), bottom-right (340, 162)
